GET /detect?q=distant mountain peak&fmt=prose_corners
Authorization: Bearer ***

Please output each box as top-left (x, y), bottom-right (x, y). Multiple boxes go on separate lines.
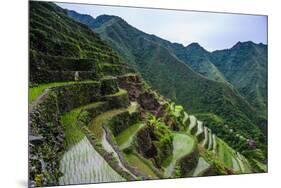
top-left (95, 14), bottom-right (116, 20)
top-left (186, 42), bottom-right (208, 53)
top-left (67, 10), bottom-right (94, 20)
top-left (186, 42), bottom-right (202, 48)
top-left (232, 41), bottom-right (257, 49)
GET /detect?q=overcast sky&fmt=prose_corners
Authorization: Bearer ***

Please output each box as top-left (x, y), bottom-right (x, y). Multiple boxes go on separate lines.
top-left (57, 2), bottom-right (267, 52)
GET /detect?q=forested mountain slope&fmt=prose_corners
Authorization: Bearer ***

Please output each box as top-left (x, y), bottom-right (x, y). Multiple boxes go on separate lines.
top-left (211, 42), bottom-right (268, 117)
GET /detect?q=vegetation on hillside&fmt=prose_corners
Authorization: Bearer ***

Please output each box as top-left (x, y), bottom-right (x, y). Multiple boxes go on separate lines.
top-left (67, 10), bottom-right (267, 168)
top-left (28, 2), bottom-right (267, 187)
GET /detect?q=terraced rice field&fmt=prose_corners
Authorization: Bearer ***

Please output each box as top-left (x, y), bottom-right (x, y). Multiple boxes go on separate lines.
top-left (164, 133), bottom-right (195, 177)
top-left (89, 109), bottom-right (126, 139)
top-left (212, 134), bottom-right (217, 151)
top-left (124, 153), bottom-right (158, 178)
top-left (232, 157), bottom-right (240, 171)
top-left (115, 123), bottom-right (144, 150)
top-left (217, 138), bottom-right (235, 168)
top-left (192, 157), bottom-right (211, 176)
top-left (59, 137), bottom-right (124, 185)
top-left (202, 127), bottom-right (209, 147)
top-left (128, 102), bottom-right (139, 113)
top-left (216, 138), bottom-right (251, 173)
top-left (101, 130), bottom-right (136, 178)
top-left (188, 116), bottom-right (197, 131)
top-left (61, 107), bottom-right (85, 149)
top-left (29, 81), bottom-right (96, 103)
top-left (196, 121), bottom-right (203, 136)
top-left (237, 152), bottom-right (252, 173)
top-left (252, 159), bottom-right (267, 172)
top-left (182, 112), bottom-right (189, 125)
top-left (61, 102), bottom-right (106, 149)
top-left (207, 130), bottom-right (213, 150)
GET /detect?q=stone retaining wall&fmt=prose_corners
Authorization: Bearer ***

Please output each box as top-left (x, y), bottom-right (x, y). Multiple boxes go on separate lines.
top-left (54, 82), bottom-right (101, 112)
top-left (29, 82), bottom-right (103, 186)
top-left (29, 91), bottom-right (65, 187)
top-left (30, 70), bottom-right (99, 84)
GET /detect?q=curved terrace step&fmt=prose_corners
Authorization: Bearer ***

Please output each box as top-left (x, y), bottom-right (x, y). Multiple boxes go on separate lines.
top-left (61, 100), bottom-right (119, 151)
top-left (207, 129), bottom-right (213, 150)
top-left (59, 101), bottom-right (131, 183)
top-left (29, 78), bottom-right (137, 183)
top-left (115, 123), bottom-right (145, 150)
top-left (101, 63), bottom-right (136, 76)
top-left (103, 88), bottom-right (130, 109)
top-left (215, 138), bottom-right (251, 173)
top-left (192, 157), bottom-right (211, 177)
top-left (31, 54), bottom-right (99, 71)
top-left (188, 115), bottom-right (197, 133)
top-left (101, 128), bottom-right (137, 179)
top-left (212, 134), bottom-right (217, 152)
top-left (195, 121), bottom-right (204, 142)
top-left (182, 112), bottom-right (189, 126)
top-left (34, 70), bottom-right (99, 83)
top-left (84, 102), bottom-right (141, 178)
top-left (236, 152), bottom-right (252, 173)
top-left (29, 80), bottom-right (97, 104)
top-left (100, 76), bottom-right (119, 95)
top-left (201, 127), bottom-right (209, 148)
top-left (164, 133), bottom-right (196, 178)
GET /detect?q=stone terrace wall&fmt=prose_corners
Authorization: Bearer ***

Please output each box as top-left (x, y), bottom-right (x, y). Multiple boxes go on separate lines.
top-left (29, 91), bottom-right (64, 186)
top-left (29, 82), bottom-right (102, 186)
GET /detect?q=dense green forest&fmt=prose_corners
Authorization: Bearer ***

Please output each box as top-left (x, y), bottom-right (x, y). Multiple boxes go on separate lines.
top-left (28, 2), bottom-right (267, 187)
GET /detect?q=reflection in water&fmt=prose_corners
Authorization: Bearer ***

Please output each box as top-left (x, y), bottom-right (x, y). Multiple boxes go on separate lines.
top-left (59, 137), bottom-right (124, 185)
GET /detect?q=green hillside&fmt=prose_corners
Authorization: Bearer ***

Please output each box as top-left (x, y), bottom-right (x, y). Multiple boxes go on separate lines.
top-left (67, 13), bottom-right (266, 155)
top-left (29, 2), bottom-right (132, 84)
top-left (28, 2), bottom-right (266, 187)
top-left (138, 33), bottom-right (268, 120)
top-left (211, 42), bottom-right (268, 117)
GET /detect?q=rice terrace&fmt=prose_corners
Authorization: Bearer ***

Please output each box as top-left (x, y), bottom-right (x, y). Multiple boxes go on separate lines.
top-left (28, 1), bottom-right (267, 187)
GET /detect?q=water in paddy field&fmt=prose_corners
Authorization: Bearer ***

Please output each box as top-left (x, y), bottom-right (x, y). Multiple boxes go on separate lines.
top-left (59, 137), bottom-right (125, 185)
top-left (165, 133), bottom-right (195, 177)
top-left (101, 130), bottom-right (136, 177)
top-left (192, 157), bottom-right (210, 176)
